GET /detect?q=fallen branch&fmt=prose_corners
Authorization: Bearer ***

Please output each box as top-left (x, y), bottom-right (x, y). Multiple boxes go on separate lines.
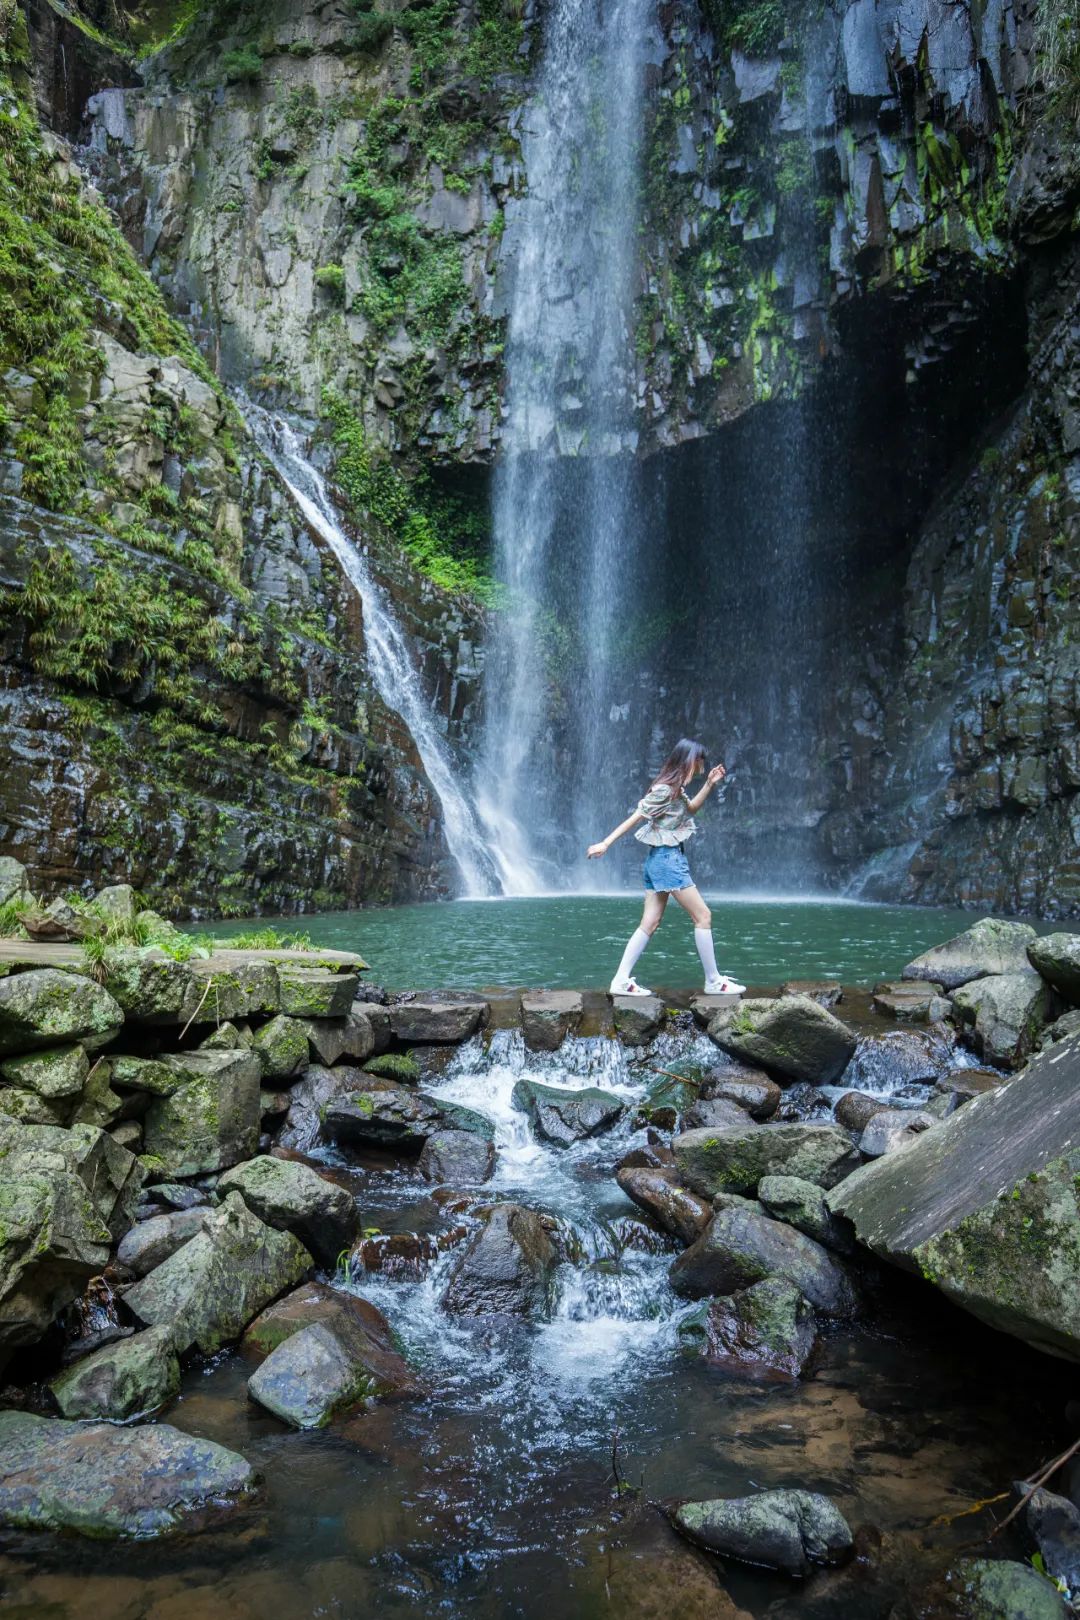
top-left (178, 976), bottom-right (214, 1042)
top-left (929, 1492), bottom-right (1009, 1528)
top-left (990, 1436), bottom-right (1080, 1540)
top-left (644, 1065), bottom-right (703, 1091)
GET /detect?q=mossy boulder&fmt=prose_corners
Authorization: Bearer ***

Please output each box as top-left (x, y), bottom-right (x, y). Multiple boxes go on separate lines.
top-left (678, 1277), bottom-right (817, 1379)
top-left (670, 1202), bottom-right (857, 1316)
top-left (952, 972), bottom-right (1055, 1069)
top-left (71, 1058), bottom-right (126, 1129)
top-left (123, 1191), bottom-right (312, 1354)
top-left (757, 1175), bottom-right (856, 1254)
top-left (109, 1054), bottom-right (185, 1096)
top-left (0, 1043), bottom-right (88, 1099)
top-left (0, 968), bottom-right (122, 1055)
top-left (0, 1085), bottom-right (68, 1125)
top-left (512, 1079), bottom-right (625, 1146)
top-left (218, 1156), bottom-right (360, 1266)
top-left (50, 1325), bottom-right (179, 1421)
top-left (905, 1559), bottom-right (1068, 1620)
top-left (251, 1013), bottom-right (310, 1080)
top-left (672, 1122), bottom-right (859, 1198)
top-left (0, 1411), bottom-right (254, 1537)
top-left (902, 918), bottom-right (1039, 992)
top-left (672, 1488), bottom-right (852, 1576)
top-left (278, 968), bottom-right (357, 1019)
top-left (1029, 934), bottom-right (1080, 1004)
top-left (247, 1319), bottom-right (384, 1430)
top-left (242, 1282), bottom-right (418, 1401)
top-left (91, 885), bottom-right (138, 925)
top-left (827, 1031), bottom-right (1080, 1359)
top-left (141, 1049), bottom-right (261, 1177)
top-left (324, 1088), bottom-right (493, 1150)
top-left (707, 996), bottom-right (856, 1085)
top-left (363, 1051), bottom-right (420, 1083)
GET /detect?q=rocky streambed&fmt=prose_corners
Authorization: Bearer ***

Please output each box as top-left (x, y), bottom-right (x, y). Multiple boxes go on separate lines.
top-left (2, 893), bottom-right (1080, 1618)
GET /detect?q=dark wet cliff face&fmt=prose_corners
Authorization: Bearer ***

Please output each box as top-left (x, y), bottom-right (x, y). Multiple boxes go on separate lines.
top-left (5, 0), bottom-right (1080, 913)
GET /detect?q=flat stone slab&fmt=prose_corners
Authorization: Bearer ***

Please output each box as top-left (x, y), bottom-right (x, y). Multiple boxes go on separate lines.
top-left (520, 990), bottom-right (583, 1051)
top-left (828, 1031), bottom-right (1080, 1359)
top-left (0, 1411), bottom-right (254, 1536)
top-left (688, 992), bottom-right (742, 1026)
top-left (388, 999), bottom-right (488, 1043)
top-left (611, 994), bottom-right (665, 1045)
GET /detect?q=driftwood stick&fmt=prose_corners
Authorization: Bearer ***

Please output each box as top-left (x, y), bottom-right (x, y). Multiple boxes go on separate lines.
top-left (990, 1436), bottom-right (1080, 1540)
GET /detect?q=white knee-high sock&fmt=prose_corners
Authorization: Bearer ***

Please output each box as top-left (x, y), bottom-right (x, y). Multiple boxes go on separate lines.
top-left (694, 927), bottom-right (719, 982)
top-left (615, 928), bottom-right (650, 982)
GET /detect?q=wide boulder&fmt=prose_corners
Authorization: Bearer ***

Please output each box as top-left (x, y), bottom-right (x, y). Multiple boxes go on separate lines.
top-left (512, 1079), bottom-right (624, 1146)
top-left (616, 1166), bottom-right (712, 1245)
top-left (707, 996), bottom-right (856, 1085)
top-left (840, 1029), bottom-right (954, 1092)
top-left (672, 1488), bottom-right (852, 1576)
top-left (902, 917), bottom-right (1038, 992)
top-left (0, 1043), bottom-right (89, 1100)
top-left (698, 1070), bottom-right (781, 1120)
top-left (0, 1411), bottom-right (254, 1537)
top-left (951, 972), bottom-right (1054, 1068)
top-left (141, 1049), bottom-right (261, 1177)
top-left (672, 1122), bottom-right (859, 1198)
top-left (278, 968), bottom-right (358, 1019)
top-left (116, 1208), bottom-right (209, 1278)
top-left (757, 1175), bottom-right (856, 1254)
top-left (669, 1202), bottom-right (856, 1315)
top-left (388, 998), bottom-right (487, 1043)
top-left (1029, 934), bottom-right (1080, 1004)
top-left (0, 969), bottom-right (122, 1055)
top-left (218, 1156), bottom-right (360, 1266)
top-left (678, 1277), bottom-right (816, 1380)
top-left (242, 1280), bottom-right (419, 1398)
top-left (50, 1326), bottom-right (179, 1421)
top-left (324, 1088), bottom-right (492, 1151)
top-left (520, 990), bottom-right (583, 1052)
top-left (826, 1031), bottom-right (1080, 1359)
top-left (276, 1062), bottom-right (368, 1151)
top-left (441, 1203), bottom-right (556, 1318)
top-left (418, 1129), bottom-right (495, 1184)
top-left (0, 1121), bottom-right (142, 1363)
top-left (123, 1191), bottom-right (312, 1354)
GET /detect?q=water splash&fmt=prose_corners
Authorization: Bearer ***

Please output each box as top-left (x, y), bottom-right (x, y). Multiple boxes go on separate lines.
top-left (244, 403), bottom-right (502, 898)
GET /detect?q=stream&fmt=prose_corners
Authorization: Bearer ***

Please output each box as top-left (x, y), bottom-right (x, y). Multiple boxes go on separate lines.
top-left (0, 1023), bottom-right (1068, 1620)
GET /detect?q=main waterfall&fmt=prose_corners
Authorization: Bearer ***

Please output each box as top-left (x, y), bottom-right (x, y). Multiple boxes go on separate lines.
top-left (476, 0), bottom-right (658, 894)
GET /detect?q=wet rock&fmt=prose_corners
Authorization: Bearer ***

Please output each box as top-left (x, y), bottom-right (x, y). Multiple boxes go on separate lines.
top-left (218, 1155), bottom-right (361, 1265)
top-left (842, 1029), bottom-right (954, 1091)
top-left (49, 1325), bottom-right (179, 1420)
top-left (612, 994), bottom-right (665, 1046)
top-left (305, 1011), bottom-right (375, 1066)
top-left (251, 1013), bottom-right (310, 1081)
top-left (324, 1088), bottom-right (492, 1151)
top-left (0, 1043), bottom-right (88, 1100)
top-left (0, 1120), bottom-right (142, 1364)
top-left (681, 1097), bottom-right (759, 1131)
top-left (617, 1139), bottom-right (676, 1171)
top-left (699, 1070), bottom-right (782, 1119)
top-left (0, 1411), bottom-right (254, 1536)
top-left (142, 1049), bottom-right (261, 1177)
top-left (512, 1079), bottom-right (625, 1146)
top-left (123, 1191), bottom-right (312, 1354)
top-left (418, 1129), bottom-right (495, 1184)
top-left (277, 1062), bottom-right (369, 1151)
top-left (678, 1277), bottom-right (817, 1379)
top-left (441, 1202), bottom-right (556, 1318)
top-left (634, 1074), bottom-right (698, 1129)
top-left (951, 973), bottom-right (1053, 1068)
top-left (872, 980), bottom-right (943, 1022)
top-left (859, 1108), bottom-right (937, 1158)
top-left (902, 919), bottom-right (1038, 992)
top-left (673, 1122), bottom-right (860, 1198)
top-left (241, 1280), bottom-right (416, 1400)
top-left (834, 1091), bottom-right (890, 1133)
top-left (116, 1208), bottom-right (208, 1278)
top-left (708, 996), bottom-right (856, 1085)
top-left (1028, 934), bottom-right (1080, 1004)
top-left (388, 999), bottom-right (487, 1043)
top-left (278, 968), bottom-right (358, 1019)
top-left (906, 1558), bottom-right (1068, 1619)
top-left (757, 1175), bottom-right (856, 1254)
top-left (672, 1488), bottom-right (852, 1576)
top-left (153, 1181), bottom-right (210, 1212)
top-left (0, 968), bottom-right (122, 1055)
top-left (670, 1203), bottom-right (857, 1315)
top-left (351, 1001), bottom-right (391, 1053)
top-left (247, 1314), bottom-right (399, 1429)
top-left (827, 1032), bottom-right (1080, 1359)
top-left (934, 1068), bottom-right (1007, 1109)
top-left (616, 1166), bottom-right (712, 1244)
top-left (689, 992), bottom-right (744, 1026)
top-left (1017, 1485), bottom-right (1080, 1595)
top-left (780, 980), bottom-right (843, 1008)
top-left (350, 1231), bottom-right (444, 1277)
top-left (520, 990), bottom-right (583, 1051)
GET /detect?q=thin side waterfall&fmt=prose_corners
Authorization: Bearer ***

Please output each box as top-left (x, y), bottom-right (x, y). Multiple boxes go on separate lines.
top-left (476, 0), bottom-right (657, 893)
top-left (244, 404), bottom-right (502, 898)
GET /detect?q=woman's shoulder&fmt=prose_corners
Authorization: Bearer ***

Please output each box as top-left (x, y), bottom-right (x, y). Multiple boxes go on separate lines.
top-left (640, 780), bottom-right (674, 803)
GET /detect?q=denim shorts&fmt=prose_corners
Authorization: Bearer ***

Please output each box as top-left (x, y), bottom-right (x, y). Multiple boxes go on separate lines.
top-left (642, 843), bottom-right (693, 892)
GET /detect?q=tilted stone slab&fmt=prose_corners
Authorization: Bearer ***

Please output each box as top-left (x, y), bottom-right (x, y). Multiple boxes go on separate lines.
top-left (902, 917), bottom-right (1038, 992)
top-left (0, 1411), bottom-right (254, 1537)
top-left (827, 1032), bottom-right (1080, 1360)
top-left (50, 1325), bottom-right (179, 1421)
top-left (218, 1155), bottom-right (360, 1266)
top-left (520, 990), bottom-right (583, 1052)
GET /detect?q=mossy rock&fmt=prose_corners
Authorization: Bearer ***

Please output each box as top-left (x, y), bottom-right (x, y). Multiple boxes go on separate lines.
top-left (50, 1326), bottom-right (179, 1421)
top-left (0, 969), bottom-right (122, 1055)
top-left (363, 1051), bottom-right (420, 1083)
top-left (0, 1043), bottom-right (89, 1099)
top-left (141, 1050), bottom-right (261, 1177)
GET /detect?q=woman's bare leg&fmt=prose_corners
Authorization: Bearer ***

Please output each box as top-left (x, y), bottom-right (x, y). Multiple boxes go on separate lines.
top-left (640, 890), bottom-right (669, 936)
top-left (672, 885), bottom-right (710, 927)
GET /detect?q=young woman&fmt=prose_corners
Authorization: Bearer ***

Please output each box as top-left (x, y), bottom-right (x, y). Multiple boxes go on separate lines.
top-left (587, 738), bottom-right (746, 998)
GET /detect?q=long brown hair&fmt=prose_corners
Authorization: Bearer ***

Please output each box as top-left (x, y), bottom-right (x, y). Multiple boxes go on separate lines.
top-left (652, 738), bottom-right (706, 797)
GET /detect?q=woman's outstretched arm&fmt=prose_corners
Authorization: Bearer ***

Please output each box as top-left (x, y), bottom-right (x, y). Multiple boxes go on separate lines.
top-left (587, 811), bottom-right (644, 858)
top-left (685, 764), bottom-right (726, 815)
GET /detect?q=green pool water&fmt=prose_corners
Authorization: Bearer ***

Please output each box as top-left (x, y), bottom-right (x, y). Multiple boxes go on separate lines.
top-left (206, 895), bottom-right (1006, 990)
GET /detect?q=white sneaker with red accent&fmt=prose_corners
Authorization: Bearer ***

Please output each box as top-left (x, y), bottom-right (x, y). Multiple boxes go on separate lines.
top-left (705, 975), bottom-right (746, 995)
top-left (610, 976), bottom-right (653, 997)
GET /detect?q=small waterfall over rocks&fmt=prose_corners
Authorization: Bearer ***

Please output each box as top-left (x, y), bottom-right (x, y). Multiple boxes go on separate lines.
top-left (246, 404), bottom-right (503, 898)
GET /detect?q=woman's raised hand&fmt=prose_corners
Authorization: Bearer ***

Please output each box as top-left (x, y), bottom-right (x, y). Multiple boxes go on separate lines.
top-left (707, 764), bottom-right (727, 786)
top-left (586, 842), bottom-right (608, 859)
